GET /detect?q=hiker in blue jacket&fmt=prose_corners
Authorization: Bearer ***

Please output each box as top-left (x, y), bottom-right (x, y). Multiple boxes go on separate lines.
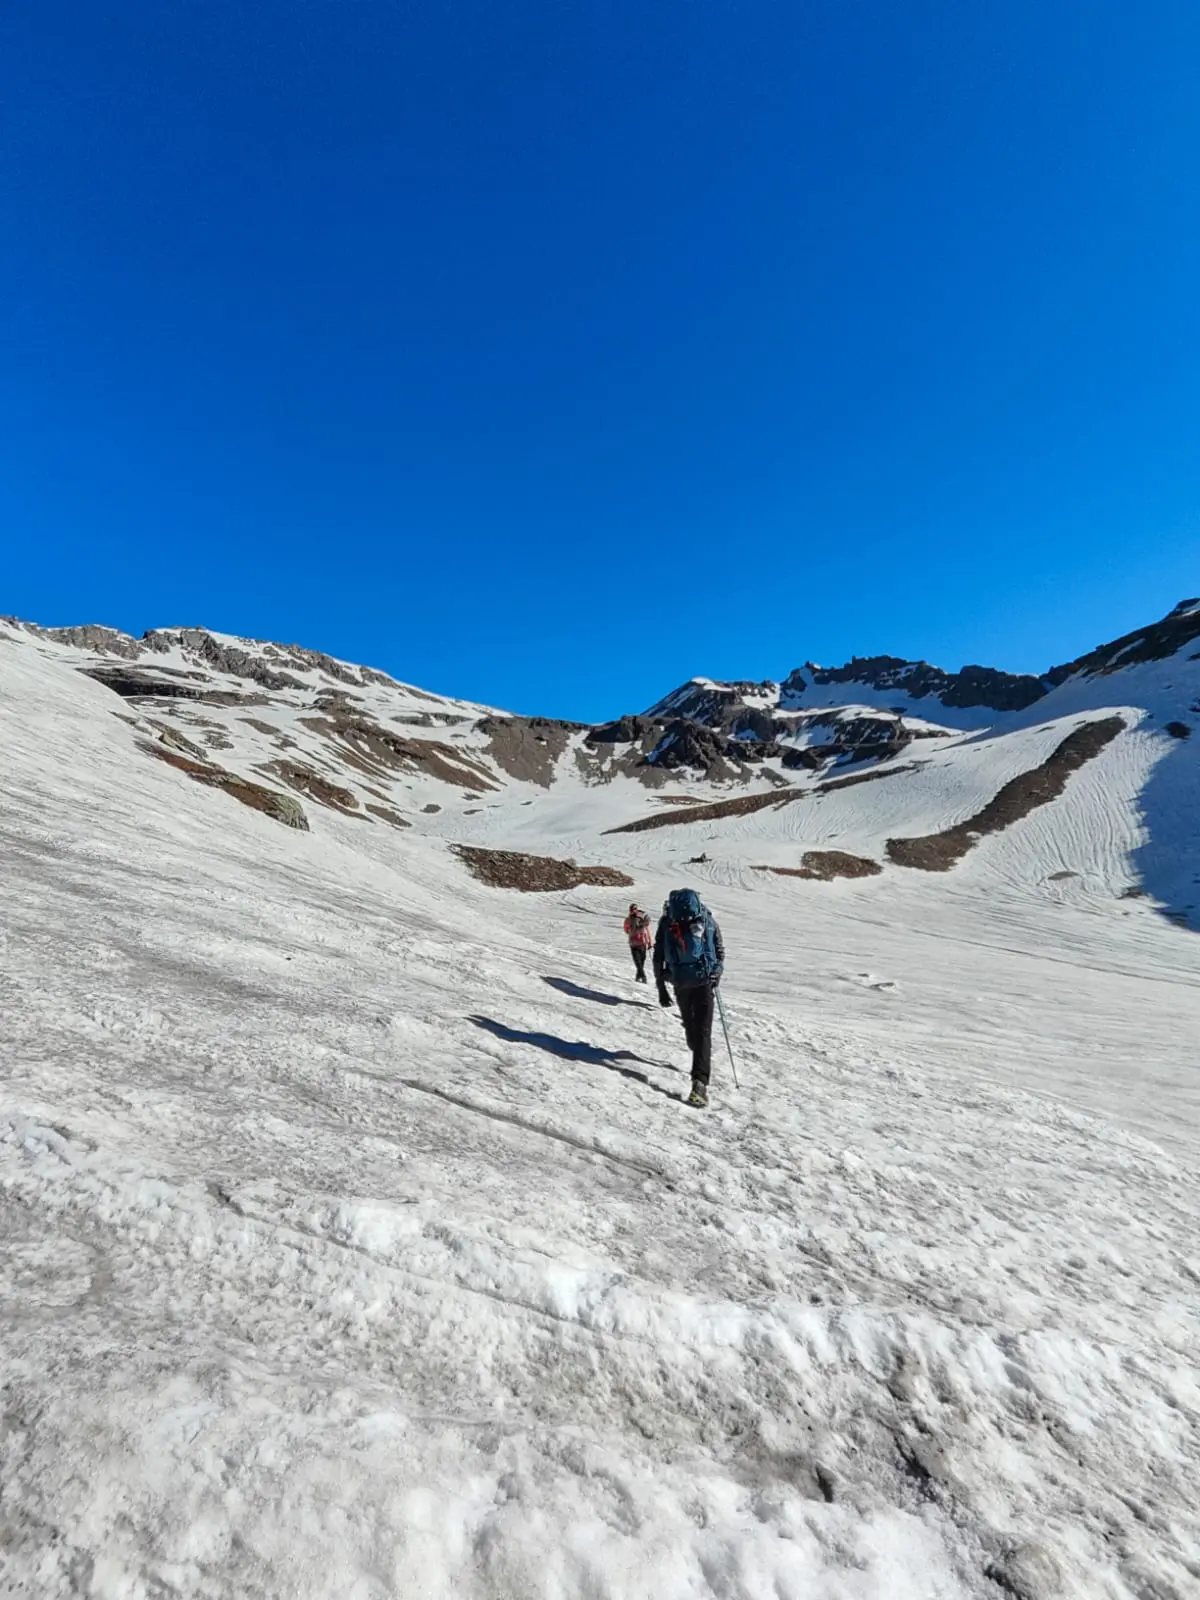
top-left (653, 888), bottom-right (725, 1109)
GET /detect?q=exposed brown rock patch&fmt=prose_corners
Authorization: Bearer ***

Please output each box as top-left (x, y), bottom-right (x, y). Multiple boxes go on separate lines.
top-left (145, 720), bottom-right (207, 759)
top-left (607, 787), bottom-right (798, 834)
top-left (886, 718), bottom-right (1124, 871)
top-left (365, 803), bottom-right (411, 829)
top-left (608, 758), bottom-right (924, 834)
top-left (140, 743), bottom-right (308, 829)
top-left (301, 710), bottom-right (498, 792)
top-left (264, 760), bottom-right (360, 813)
top-left (761, 852), bottom-right (883, 881)
top-left (195, 691), bottom-right (274, 708)
top-left (478, 716), bottom-right (577, 788)
top-left (143, 629), bottom-right (306, 691)
top-left (40, 624), bottom-right (145, 658)
top-left (241, 716), bottom-right (296, 746)
top-left (451, 846), bottom-right (633, 893)
top-left (818, 762), bottom-right (923, 795)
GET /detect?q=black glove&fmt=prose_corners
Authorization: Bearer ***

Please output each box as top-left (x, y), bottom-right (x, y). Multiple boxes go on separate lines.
top-left (657, 984), bottom-right (674, 1009)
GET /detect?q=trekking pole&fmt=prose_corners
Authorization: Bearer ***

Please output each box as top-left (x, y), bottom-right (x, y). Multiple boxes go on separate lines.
top-left (715, 990), bottom-right (740, 1090)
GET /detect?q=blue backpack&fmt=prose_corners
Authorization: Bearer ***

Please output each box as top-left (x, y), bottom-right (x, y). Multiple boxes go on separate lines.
top-left (664, 889), bottom-right (720, 987)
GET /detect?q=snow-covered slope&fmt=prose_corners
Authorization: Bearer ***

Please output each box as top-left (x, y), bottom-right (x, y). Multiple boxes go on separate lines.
top-left (2, 611), bottom-right (1200, 1598)
top-left (4, 601), bottom-right (1200, 932)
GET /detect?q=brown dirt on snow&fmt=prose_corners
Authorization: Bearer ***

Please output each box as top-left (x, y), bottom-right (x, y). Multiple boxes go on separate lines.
top-left (607, 786), bottom-right (796, 834)
top-left (606, 761), bottom-right (922, 834)
top-left (452, 845), bottom-right (633, 892)
top-left (886, 718), bottom-right (1125, 871)
top-left (760, 852), bottom-right (883, 881)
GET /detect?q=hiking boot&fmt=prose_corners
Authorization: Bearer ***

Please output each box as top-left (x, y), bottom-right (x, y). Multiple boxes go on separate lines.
top-left (685, 1080), bottom-right (709, 1109)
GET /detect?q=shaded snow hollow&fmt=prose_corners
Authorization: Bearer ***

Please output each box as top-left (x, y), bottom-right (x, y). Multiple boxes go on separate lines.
top-left (1, 628), bottom-right (1199, 1600)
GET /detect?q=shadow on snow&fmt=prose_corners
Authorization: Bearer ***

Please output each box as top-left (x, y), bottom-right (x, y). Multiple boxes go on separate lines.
top-left (540, 975), bottom-right (654, 1009)
top-left (466, 1015), bottom-right (682, 1095)
top-left (1131, 732), bottom-right (1200, 933)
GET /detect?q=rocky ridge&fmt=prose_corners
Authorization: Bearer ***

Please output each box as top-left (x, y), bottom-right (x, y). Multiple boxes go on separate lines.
top-left (5, 600), bottom-right (1200, 828)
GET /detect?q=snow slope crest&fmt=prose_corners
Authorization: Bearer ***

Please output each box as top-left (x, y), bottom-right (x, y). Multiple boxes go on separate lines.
top-left (4, 601), bottom-right (1200, 926)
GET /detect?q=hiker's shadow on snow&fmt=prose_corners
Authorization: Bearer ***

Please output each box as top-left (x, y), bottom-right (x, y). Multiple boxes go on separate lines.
top-left (467, 1015), bottom-right (681, 1093)
top-left (540, 976), bottom-right (653, 1010)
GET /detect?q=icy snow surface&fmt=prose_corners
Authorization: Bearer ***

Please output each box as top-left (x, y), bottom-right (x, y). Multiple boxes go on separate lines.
top-left (2, 640), bottom-right (1199, 1600)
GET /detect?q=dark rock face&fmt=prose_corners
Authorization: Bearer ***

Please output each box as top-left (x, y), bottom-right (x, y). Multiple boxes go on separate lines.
top-left (1047, 599), bottom-right (1200, 680)
top-left (783, 657), bottom-right (1046, 713)
top-left (781, 746), bottom-right (824, 771)
top-left (649, 681), bottom-right (775, 723)
top-left (83, 668), bottom-right (202, 700)
top-left (728, 708), bottom-right (780, 742)
top-left (144, 630), bottom-right (306, 692)
top-left (586, 715), bottom-right (657, 747)
top-left (827, 715), bottom-right (911, 759)
top-left (646, 720), bottom-right (738, 780)
top-left (941, 665), bottom-right (1048, 711)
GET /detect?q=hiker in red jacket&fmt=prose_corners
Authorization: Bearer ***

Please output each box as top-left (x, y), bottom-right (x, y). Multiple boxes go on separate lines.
top-left (623, 903), bottom-right (653, 983)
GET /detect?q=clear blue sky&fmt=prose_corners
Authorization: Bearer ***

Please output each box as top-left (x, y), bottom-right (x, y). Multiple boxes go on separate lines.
top-left (3, 2), bottom-right (1198, 719)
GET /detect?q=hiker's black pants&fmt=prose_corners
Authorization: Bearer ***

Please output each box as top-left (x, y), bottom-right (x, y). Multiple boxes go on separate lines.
top-left (677, 982), bottom-right (715, 1085)
top-left (630, 946), bottom-right (647, 979)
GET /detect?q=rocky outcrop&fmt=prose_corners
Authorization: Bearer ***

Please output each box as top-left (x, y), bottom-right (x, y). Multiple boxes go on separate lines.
top-left (451, 846), bottom-right (632, 892)
top-left (586, 714), bottom-right (658, 747)
top-left (783, 657), bottom-right (1046, 713)
top-left (761, 852), bottom-right (882, 881)
top-left (645, 720), bottom-right (738, 779)
top-left (264, 760), bottom-right (360, 813)
top-left (143, 630), bottom-right (307, 691)
top-left (30, 623), bottom-right (146, 659)
top-left (301, 709), bottom-right (498, 792)
top-left (478, 716), bottom-right (579, 788)
top-left (364, 802), bottom-right (411, 829)
top-left (82, 667), bottom-right (203, 700)
top-left (1047, 598), bottom-right (1200, 680)
top-left (649, 680), bottom-right (776, 723)
top-left (140, 742), bottom-right (309, 829)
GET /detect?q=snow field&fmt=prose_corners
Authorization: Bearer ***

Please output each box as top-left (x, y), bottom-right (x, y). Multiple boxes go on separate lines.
top-left (2, 640), bottom-right (1199, 1598)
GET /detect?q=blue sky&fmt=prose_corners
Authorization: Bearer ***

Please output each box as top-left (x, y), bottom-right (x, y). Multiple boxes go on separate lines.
top-left (3, 1), bottom-right (1198, 719)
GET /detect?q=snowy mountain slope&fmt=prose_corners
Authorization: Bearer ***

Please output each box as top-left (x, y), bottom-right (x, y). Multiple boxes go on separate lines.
top-left (647, 596), bottom-right (1200, 763)
top-left (598, 602), bottom-right (1200, 930)
top-left (3, 623), bottom-right (1199, 1600)
top-left (5, 598), bottom-right (1200, 936)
